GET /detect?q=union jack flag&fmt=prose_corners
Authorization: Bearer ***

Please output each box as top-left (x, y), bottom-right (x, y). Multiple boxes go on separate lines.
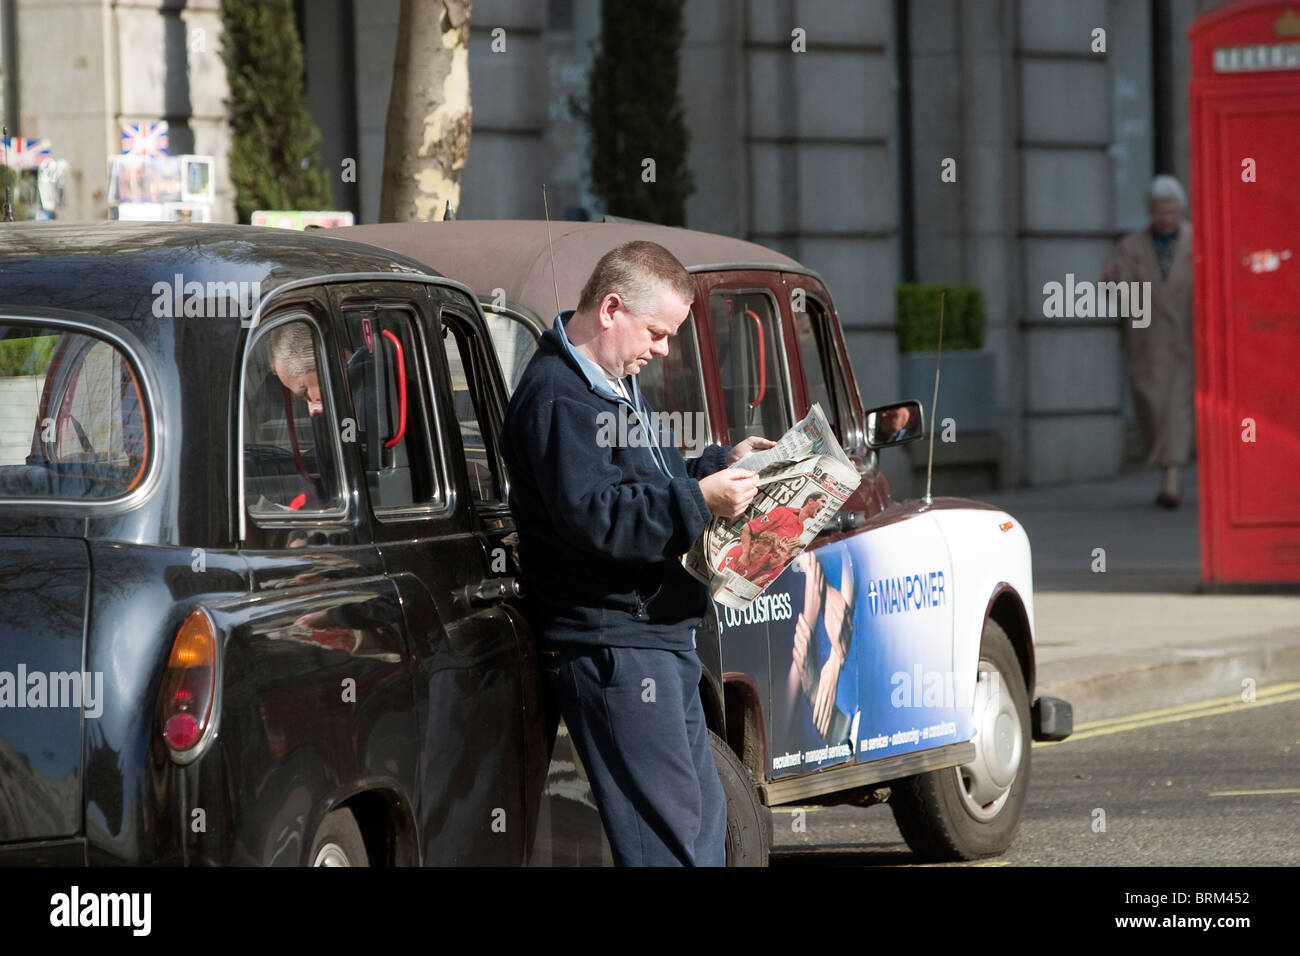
top-left (2, 137), bottom-right (52, 170)
top-left (121, 121), bottom-right (169, 157)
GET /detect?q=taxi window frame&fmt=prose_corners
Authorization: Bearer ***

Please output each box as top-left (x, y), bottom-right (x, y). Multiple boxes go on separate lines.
top-left (435, 301), bottom-right (511, 510)
top-left (634, 306), bottom-right (716, 452)
top-left (236, 273), bottom-right (491, 544)
top-left (479, 301), bottom-right (545, 397)
top-left (239, 309), bottom-right (352, 530)
top-left (0, 311), bottom-right (161, 513)
top-left (704, 285), bottom-right (797, 445)
top-left (335, 297), bottom-right (452, 522)
top-left (798, 289), bottom-right (863, 453)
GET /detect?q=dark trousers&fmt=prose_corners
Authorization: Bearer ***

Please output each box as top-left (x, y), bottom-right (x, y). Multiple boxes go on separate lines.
top-left (541, 641), bottom-right (727, 866)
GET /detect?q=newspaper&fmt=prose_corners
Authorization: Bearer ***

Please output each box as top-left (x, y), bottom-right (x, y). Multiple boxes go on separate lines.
top-left (684, 404), bottom-right (862, 610)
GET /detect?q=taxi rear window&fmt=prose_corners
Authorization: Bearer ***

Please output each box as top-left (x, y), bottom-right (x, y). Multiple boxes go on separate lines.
top-left (0, 324), bottom-right (150, 500)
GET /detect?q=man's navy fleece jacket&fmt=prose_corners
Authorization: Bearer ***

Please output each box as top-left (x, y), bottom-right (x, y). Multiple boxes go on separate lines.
top-left (500, 311), bottom-right (730, 651)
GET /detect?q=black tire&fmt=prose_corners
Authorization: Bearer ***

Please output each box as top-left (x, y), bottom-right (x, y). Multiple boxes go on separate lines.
top-left (889, 619), bottom-right (1030, 861)
top-left (309, 807), bottom-right (369, 867)
top-left (711, 730), bottom-right (770, 867)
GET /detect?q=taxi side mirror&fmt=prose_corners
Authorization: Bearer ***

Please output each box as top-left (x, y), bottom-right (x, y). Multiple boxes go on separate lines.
top-left (865, 399), bottom-right (924, 449)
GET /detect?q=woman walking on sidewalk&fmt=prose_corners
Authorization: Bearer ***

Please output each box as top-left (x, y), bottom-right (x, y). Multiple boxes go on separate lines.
top-left (1103, 174), bottom-right (1195, 509)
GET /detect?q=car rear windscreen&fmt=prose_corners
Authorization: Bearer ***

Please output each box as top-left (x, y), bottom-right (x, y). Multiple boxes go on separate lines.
top-left (0, 324), bottom-right (150, 500)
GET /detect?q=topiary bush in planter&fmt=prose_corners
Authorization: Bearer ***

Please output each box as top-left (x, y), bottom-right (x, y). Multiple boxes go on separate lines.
top-left (896, 284), bottom-right (985, 352)
top-left (896, 283), bottom-right (997, 434)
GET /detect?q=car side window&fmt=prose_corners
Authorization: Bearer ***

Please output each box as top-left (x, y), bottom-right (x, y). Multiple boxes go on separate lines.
top-left (243, 317), bottom-right (346, 516)
top-left (794, 295), bottom-right (854, 448)
top-left (634, 311), bottom-right (711, 453)
top-left (708, 290), bottom-right (792, 446)
top-left (482, 307), bottom-right (539, 396)
top-left (340, 306), bottom-right (441, 512)
top-left (0, 323), bottom-right (150, 500)
top-left (440, 312), bottom-right (503, 505)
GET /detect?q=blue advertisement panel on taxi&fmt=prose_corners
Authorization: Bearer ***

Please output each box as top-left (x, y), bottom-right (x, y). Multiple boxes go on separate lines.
top-left (721, 513), bottom-right (975, 780)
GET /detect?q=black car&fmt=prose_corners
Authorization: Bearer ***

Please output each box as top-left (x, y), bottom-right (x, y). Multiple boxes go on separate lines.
top-left (0, 223), bottom-right (561, 865)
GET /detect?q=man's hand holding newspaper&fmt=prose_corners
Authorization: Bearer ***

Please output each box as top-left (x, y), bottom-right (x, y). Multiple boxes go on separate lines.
top-left (684, 404), bottom-right (863, 610)
top-left (695, 435), bottom-right (776, 519)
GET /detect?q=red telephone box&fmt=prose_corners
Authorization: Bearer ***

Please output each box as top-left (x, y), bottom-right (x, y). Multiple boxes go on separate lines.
top-left (1189, 0), bottom-right (1300, 585)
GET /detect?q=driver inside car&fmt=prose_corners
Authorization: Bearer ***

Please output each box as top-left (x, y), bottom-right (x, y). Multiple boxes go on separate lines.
top-left (271, 322), bottom-right (325, 419)
top-left (247, 322), bottom-right (331, 513)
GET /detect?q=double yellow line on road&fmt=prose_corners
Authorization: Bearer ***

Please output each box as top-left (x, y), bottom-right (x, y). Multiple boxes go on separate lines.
top-left (1035, 681), bottom-right (1300, 746)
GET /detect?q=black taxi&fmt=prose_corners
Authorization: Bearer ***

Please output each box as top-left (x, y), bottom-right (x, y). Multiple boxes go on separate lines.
top-left (0, 223), bottom-right (546, 865)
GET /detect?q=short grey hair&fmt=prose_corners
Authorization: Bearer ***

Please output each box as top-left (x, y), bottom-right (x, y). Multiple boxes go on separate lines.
top-left (269, 321), bottom-right (317, 377)
top-left (577, 241), bottom-right (694, 315)
top-left (1147, 174), bottom-right (1187, 208)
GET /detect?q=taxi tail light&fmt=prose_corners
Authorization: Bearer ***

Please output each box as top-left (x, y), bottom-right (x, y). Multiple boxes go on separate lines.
top-left (159, 609), bottom-right (218, 757)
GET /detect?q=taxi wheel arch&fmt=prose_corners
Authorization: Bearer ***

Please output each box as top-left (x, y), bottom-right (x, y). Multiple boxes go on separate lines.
top-left (341, 789), bottom-right (418, 866)
top-left (309, 807), bottom-right (369, 867)
top-left (889, 618), bottom-right (1031, 861)
top-left (986, 585), bottom-right (1035, 698)
top-left (303, 789), bottom-right (417, 867)
top-left (710, 729), bottom-right (770, 866)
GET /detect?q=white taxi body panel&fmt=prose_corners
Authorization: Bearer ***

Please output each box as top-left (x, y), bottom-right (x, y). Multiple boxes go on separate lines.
top-left (927, 504), bottom-right (1036, 702)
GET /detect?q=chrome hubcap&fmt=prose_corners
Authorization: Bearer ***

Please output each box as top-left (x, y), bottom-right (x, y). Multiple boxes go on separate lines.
top-left (313, 842), bottom-right (351, 866)
top-left (955, 659), bottom-right (1022, 822)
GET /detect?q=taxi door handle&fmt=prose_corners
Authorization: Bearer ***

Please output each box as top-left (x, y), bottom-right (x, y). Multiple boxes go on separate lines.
top-left (462, 577), bottom-right (522, 606)
top-left (836, 510), bottom-right (866, 533)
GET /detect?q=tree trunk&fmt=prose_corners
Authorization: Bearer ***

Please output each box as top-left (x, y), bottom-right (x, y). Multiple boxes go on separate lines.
top-left (379, 0), bottom-right (472, 222)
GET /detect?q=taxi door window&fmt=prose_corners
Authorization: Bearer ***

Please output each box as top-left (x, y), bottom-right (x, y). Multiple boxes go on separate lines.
top-left (243, 317), bottom-right (346, 517)
top-left (441, 312), bottom-right (503, 505)
top-left (708, 290), bottom-right (791, 445)
top-left (794, 295), bottom-right (854, 448)
top-left (482, 308), bottom-right (539, 396)
top-left (341, 307), bottom-right (441, 513)
top-left (0, 324), bottom-right (150, 500)
top-left (634, 311), bottom-right (711, 452)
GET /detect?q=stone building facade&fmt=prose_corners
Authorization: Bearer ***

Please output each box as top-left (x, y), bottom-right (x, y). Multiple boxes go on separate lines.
top-left (2, 0), bottom-right (1229, 489)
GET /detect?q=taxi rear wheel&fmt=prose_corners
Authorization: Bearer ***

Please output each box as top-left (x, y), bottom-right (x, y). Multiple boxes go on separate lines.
top-left (889, 620), bottom-right (1030, 861)
top-left (711, 730), bottom-right (770, 866)
top-left (310, 807), bottom-right (369, 867)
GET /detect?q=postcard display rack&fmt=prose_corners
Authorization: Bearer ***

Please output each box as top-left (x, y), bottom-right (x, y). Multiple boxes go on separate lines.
top-left (107, 122), bottom-right (213, 221)
top-left (108, 153), bottom-right (215, 222)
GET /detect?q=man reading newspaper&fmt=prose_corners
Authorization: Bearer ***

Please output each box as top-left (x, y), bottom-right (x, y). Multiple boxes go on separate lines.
top-left (500, 240), bottom-right (775, 867)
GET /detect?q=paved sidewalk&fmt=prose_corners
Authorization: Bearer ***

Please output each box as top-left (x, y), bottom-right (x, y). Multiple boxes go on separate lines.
top-left (979, 466), bottom-right (1300, 721)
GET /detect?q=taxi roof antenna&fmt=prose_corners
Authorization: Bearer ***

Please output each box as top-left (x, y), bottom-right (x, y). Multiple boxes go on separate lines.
top-left (542, 184), bottom-right (561, 319)
top-left (921, 290), bottom-right (945, 508)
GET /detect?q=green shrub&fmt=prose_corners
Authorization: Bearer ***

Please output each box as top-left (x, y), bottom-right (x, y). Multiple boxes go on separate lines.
top-left (220, 0), bottom-right (332, 223)
top-left (0, 335), bottom-right (56, 377)
top-left (581, 0), bottom-right (693, 225)
top-left (896, 284), bottom-right (985, 352)
top-left (0, 166), bottom-right (27, 222)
